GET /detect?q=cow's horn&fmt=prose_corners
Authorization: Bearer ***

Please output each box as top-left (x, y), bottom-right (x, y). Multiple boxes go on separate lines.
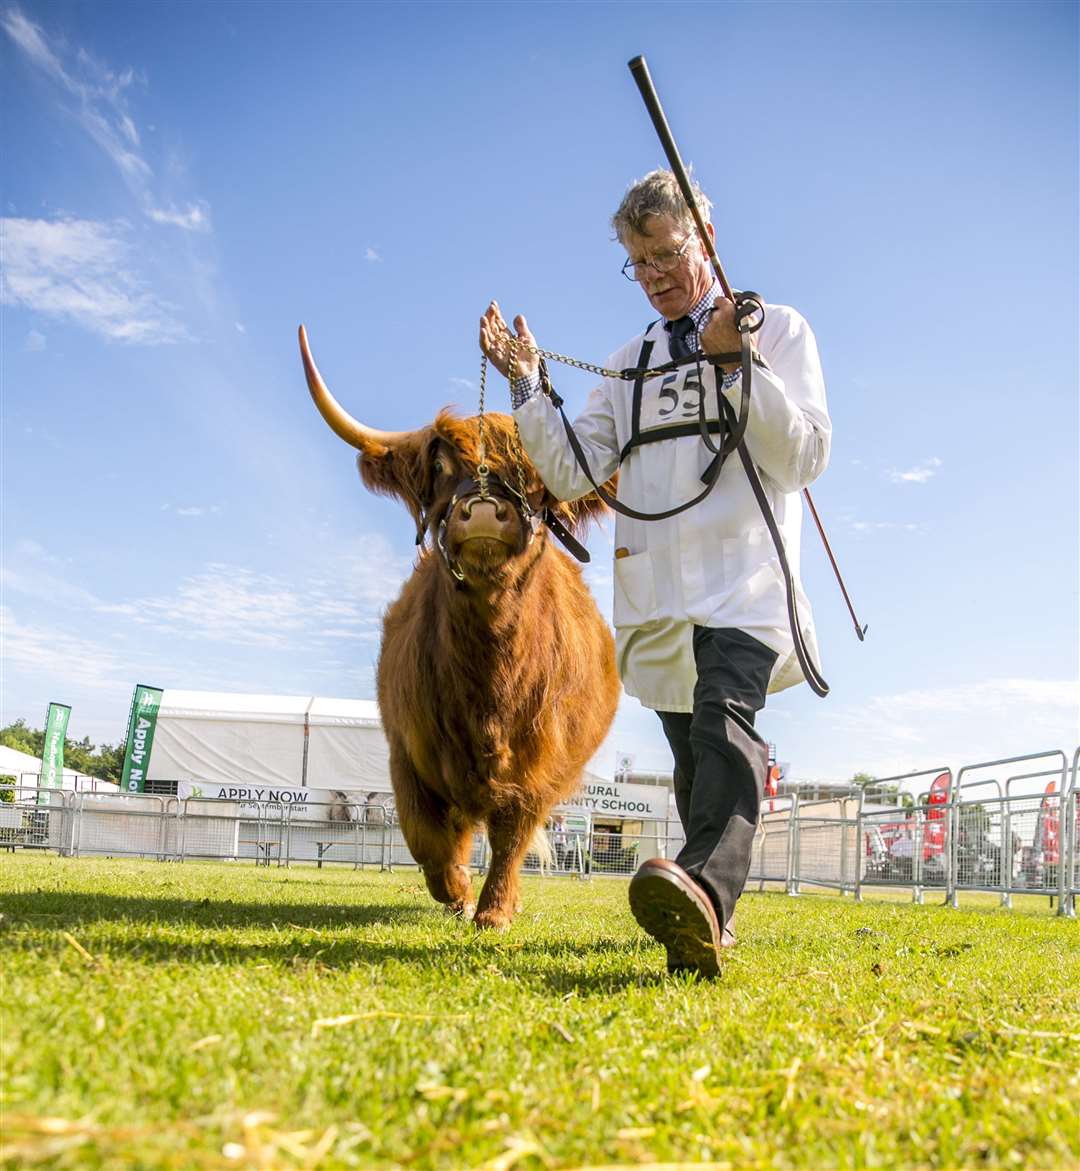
top-left (299, 325), bottom-right (411, 454)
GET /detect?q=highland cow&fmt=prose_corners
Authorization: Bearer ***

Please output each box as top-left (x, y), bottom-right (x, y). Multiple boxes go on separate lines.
top-left (300, 326), bottom-right (620, 928)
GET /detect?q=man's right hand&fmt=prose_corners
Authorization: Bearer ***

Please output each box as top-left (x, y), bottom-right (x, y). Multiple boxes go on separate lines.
top-left (479, 300), bottom-right (541, 382)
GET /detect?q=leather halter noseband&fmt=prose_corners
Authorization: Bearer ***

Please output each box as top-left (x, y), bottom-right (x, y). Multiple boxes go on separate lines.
top-left (428, 471), bottom-right (589, 584)
top-left (434, 472), bottom-right (540, 583)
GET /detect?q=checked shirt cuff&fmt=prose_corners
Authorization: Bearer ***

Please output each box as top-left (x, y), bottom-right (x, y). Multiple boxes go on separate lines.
top-left (510, 372), bottom-right (543, 409)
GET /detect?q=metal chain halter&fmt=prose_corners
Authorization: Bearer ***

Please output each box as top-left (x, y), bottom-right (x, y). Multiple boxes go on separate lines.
top-left (506, 336), bottom-right (687, 383)
top-left (475, 338), bottom-right (533, 512)
top-left (478, 321), bottom-right (736, 513)
top-left (475, 353), bottom-right (492, 500)
top-left (504, 337), bottom-right (534, 509)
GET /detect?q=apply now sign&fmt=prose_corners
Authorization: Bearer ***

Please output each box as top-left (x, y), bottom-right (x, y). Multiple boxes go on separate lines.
top-left (561, 778), bottom-right (669, 820)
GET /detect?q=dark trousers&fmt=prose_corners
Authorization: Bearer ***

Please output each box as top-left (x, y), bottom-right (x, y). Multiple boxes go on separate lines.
top-left (657, 627), bottom-right (777, 930)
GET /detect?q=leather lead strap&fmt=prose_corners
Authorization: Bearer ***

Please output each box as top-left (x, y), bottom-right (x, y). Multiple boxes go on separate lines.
top-left (555, 404), bottom-right (726, 523)
top-left (624, 337), bottom-right (654, 461)
top-left (542, 510), bottom-right (590, 562)
top-left (736, 443), bottom-right (829, 698)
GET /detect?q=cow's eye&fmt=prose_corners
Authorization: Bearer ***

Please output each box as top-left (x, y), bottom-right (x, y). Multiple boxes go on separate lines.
top-left (433, 457), bottom-right (447, 477)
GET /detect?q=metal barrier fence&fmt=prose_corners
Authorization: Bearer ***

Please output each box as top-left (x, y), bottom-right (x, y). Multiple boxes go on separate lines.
top-left (2, 745), bottom-right (1076, 916)
top-left (1070, 747), bottom-right (1080, 913)
top-left (793, 797), bottom-right (860, 895)
top-left (0, 785), bottom-right (70, 853)
top-left (749, 797), bottom-right (798, 893)
top-left (856, 766), bottom-right (953, 905)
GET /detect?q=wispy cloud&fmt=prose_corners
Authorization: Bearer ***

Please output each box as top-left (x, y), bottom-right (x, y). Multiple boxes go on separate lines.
top-left (1, 8), bottom-right (65, 80)
top-left (2, 7), bottom-right (207, 232)
top-left (160, 503), bottom-right (222, 518)
top-left (364, 247), bottom-right (382, 263)
top-left (133, 565), bottom-right (318, 647)
top-left (1, 538), bottom-right (410, 652)
top-left (315, 627), bottom-right (380, 642)
top-left (127, 544), bottom-right (410, 649)
top-left (146, 201), bottom-right (211, 232)
top-left (850, 520), bottom-right (924, 534)
top-left (0, 216), bottom-right (187, 344)
top-left (887, 457), bottom-right (942, 485)
top-left (1, 541), bottom-right (110, 613)
top-left (820, 677), bottom-right (1080, 780)
top-left (448, 377), bottom-right (475, 390)
top-left (24, 328), bottom-right (46, 351)
top-left (0, 605), bottom-right (136, 692)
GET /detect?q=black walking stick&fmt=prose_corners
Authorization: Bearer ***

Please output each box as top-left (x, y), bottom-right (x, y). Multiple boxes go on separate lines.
top-left (628, 55), bottom-right (868, 642)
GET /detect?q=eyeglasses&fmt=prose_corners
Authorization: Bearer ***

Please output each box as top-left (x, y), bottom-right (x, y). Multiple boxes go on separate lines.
top-left (620, 235), bottom-right (697, 282)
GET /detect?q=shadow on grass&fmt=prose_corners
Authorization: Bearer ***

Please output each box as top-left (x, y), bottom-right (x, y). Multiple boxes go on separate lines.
top-left (1, 888), bottom-right (673, 991)
top-left (0, 889), bottom-right (431, 930)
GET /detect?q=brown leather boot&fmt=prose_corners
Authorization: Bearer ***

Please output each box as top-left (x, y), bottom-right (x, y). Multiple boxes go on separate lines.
top-left (628, 858), bottom-right (723, 978)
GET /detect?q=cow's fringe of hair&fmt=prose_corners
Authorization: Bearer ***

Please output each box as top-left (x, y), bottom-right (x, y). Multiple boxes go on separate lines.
top-left (355, 408), bottom-right (613, 539)
top-left (432, 408), bottom-right (611, 533)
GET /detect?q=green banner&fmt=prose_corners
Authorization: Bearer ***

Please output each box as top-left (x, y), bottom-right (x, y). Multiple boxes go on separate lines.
top-left (120, 685), bottom-right (163, 793)
top-left (39, 702), bottom-right (71, 802)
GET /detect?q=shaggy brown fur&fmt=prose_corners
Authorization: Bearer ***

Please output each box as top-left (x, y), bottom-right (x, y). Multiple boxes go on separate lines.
top-left (358, 409), bottom-right (620, 928)
top-left (357, 409), bottom-right (608, 541)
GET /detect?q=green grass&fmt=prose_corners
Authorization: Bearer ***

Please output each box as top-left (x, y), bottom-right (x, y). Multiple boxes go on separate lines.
top-left (1, 855), bottom-right (1077, 1170)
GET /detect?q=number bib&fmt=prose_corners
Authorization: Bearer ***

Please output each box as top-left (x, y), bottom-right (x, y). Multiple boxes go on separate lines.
top-left (638, 366), bottom-right (716, 433)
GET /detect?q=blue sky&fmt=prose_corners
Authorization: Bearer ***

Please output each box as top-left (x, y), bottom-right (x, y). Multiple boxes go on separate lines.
top-left (2, 0), bottom-right (1077, 784)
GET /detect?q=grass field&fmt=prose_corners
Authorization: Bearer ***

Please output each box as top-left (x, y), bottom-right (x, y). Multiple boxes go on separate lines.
top-left (1, 855), bottom-right (1077, 1170)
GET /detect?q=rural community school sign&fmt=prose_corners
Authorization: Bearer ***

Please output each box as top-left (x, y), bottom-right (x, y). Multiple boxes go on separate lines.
top-left (560, 778), bottom-right (668, 820)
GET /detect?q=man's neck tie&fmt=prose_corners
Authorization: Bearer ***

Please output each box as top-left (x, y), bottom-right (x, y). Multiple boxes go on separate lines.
top-left (668, 315), bottom-right (695, 360)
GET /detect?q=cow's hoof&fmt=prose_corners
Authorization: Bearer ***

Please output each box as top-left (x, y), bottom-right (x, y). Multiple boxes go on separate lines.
top-left (473, 908), bottom-right (512, 931)
top-left (445, 900), bottom-right (476, 920)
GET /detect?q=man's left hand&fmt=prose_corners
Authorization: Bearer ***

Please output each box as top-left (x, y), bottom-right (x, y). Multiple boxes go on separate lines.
top-left (700, 297), bottom-right (745, 373)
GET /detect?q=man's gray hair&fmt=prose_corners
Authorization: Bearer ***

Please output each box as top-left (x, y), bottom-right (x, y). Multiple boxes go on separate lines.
top-left (611, 169), bottom-right (712, 243)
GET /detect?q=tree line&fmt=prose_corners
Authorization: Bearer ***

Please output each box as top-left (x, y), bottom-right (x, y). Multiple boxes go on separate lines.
top-left (851, 771), bottom-right (915, 808)
top-left (0, 719), bottom-right (125, 784)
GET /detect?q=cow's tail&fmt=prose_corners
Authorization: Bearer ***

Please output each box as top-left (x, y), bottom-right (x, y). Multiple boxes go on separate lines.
top-left (530, 824), bottom-right (555, 872)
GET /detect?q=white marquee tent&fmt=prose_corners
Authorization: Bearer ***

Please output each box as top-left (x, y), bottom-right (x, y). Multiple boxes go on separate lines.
top-left (0, 744), bottom-right (118, 791)
top-left (147, 690), bottom-right (392, 793)
top-left (143, 689), bottom-right (664, 830)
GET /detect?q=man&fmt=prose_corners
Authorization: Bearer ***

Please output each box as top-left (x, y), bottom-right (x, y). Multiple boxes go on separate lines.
top-left (480, 169), bottom-right (831, 976)
top-left (551, 813), bottom-right (569, 870)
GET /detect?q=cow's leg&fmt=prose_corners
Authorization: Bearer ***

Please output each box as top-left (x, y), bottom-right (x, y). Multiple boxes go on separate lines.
top-left (391, 751), bottom-right (476, 917)
top-left (421, 826), bottom-right (477, 919)
top-left (475, 807), bottom-right (534, 930)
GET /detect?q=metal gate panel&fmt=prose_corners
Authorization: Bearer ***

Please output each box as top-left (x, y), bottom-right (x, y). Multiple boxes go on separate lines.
top-left (72, 793), bottom-right (172, 859)
top-left (0, 786), bottom-right (71, 853)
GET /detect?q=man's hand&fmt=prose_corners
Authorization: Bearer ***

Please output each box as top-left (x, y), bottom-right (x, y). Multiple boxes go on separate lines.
top-left (479, 301), bottom-right (540, 382)
top-left (700, 296), bottom-right (745, 373)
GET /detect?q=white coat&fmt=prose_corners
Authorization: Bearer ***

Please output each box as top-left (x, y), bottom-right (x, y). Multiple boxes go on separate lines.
top-left (513, 302), bottom-right (832, 713)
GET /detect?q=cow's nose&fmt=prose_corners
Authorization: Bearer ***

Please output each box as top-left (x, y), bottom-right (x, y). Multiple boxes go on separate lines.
top-left (461, 495), bottom-right (508, 521)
